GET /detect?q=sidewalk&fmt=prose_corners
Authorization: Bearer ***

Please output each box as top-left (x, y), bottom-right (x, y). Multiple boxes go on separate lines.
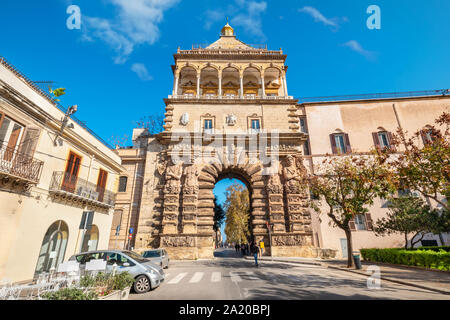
top-left (249, 256), bottom-right (450, 295)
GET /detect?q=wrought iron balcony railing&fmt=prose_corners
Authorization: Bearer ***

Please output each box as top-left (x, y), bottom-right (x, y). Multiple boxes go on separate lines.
top-left (49, 171), bottom-right (116, 208)
top-left (0, 143), bottom-right (43, 184)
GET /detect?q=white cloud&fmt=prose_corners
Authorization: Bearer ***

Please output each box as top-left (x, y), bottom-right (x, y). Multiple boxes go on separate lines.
top-left (299, 6), bottom-right (346, 30)
top-left (342, 40), bottom-right (377, 60)
top-left (131, 63), bottom-right (153, 81)
top-left (203, 1), bottom-right (267, 41)
top-left (82, 0), bottom-right (179, 64)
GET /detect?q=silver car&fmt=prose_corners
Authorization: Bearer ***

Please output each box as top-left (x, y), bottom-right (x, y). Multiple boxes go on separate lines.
top-left (69, 250), bottom-right (165, 294)
top-left (142, 249), bottom-right (170, 269)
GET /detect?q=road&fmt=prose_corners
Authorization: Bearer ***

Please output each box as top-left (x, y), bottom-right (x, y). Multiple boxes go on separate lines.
top-left (130, 248), bottom-right (449, 300)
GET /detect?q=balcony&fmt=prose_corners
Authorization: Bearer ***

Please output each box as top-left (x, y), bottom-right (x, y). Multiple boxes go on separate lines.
top-left (0, 143), bottom-right (43, 187)
top-left (167, 94), bottom-right (294, 101)
top-left (49, 171), bottom-right (116, 209)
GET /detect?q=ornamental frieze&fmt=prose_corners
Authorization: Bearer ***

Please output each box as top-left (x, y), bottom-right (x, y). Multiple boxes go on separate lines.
top-left (272, 235), bottom-right (306, 246)
top-left (161, 236), bottom-right (195, 247)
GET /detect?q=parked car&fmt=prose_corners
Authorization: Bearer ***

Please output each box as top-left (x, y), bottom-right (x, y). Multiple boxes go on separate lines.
top-left (68, 250), bottom-right (165, 294)
top-left (142, 249), bottom-right (170, 269)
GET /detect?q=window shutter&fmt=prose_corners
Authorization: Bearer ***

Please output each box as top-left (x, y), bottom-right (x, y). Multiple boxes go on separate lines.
top-left (329, 134), bottom-right (337, 154)
top-left (344, 133), bottom-right (352, 154)
top-left (349, 220), bottom-right (356, 231)
top-left (372, 132), bottom-right (381, 151)
top-left (387, 132), bottom-right (396, 152)
top-left (18, 127), bottom-right (41, 158)
top-left (365, 213), bottom-right (374, 231)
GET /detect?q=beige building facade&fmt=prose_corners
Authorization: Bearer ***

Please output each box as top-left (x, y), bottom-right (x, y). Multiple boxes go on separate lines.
top-left (0, 57), bottom-right (123, 283)
top-left (111, 24), bottom-right (449, 259)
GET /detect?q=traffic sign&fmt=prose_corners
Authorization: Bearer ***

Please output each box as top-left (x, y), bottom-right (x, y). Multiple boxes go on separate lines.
top-left (129, 227), bottom-right (134, 234)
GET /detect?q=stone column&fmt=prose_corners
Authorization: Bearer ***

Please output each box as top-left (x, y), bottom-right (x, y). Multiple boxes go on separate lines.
top-left (196, 71), bottom-right (201, 97)
top-left (240, 71), bottom-right (244, 98)
top-left (218, 70), bottom-right (222, 97)
top-left (283, 76), bottom-right (288, 96)
top-left (261, 76), bottom-right (265, 97)
top-left (173, 73), bottom-right (179, 96)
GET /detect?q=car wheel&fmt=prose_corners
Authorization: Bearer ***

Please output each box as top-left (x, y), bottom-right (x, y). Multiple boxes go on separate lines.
top-left (134, 275), bottom-right (151, 294)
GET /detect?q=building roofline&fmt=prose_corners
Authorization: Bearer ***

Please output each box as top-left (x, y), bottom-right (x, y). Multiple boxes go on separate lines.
top-left (298, 89), bottom-right (450, 105)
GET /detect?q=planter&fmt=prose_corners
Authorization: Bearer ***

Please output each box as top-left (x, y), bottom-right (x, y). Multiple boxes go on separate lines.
top-left (98, 287), bottom-right (131, 300)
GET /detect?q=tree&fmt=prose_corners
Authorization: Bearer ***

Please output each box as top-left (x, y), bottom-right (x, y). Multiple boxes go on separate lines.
top-left (309, 155), bottom-right (395, 267)
top-left (213, 197), bottom-right (226, 247)
top-left (389, 112), bottom-right (450, 211)
top-left (374, 196), bottom-right (433, 248)
top-left (224, 183), bottom-right (250, 244)
top-left (135, 114), bottom-right (165, 135)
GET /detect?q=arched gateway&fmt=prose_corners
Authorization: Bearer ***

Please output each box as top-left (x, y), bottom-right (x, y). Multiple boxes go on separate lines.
top-left (115, 23), bottom-right (318, 259)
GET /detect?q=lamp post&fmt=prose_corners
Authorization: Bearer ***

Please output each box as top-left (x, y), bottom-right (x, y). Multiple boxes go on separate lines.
top-left (53, 104), bottom-right (77, 146)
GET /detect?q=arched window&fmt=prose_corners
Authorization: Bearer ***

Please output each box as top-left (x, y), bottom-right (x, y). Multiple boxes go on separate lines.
top-left (118, 176), bottom-right (128, 192)
top-left (81, 225), bottom-right (99, 252)
top-left (34, 220), bottom-right (69, 277)
top-left (372, 128), bottom-right (396, 151)
top-left (329, 130), bottom-right (351, 154)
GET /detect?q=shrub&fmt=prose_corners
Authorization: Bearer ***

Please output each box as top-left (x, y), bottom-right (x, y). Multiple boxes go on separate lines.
top-left (42, 288), bottom-right (98, 300)
top-left (360, 248), bottom-right (450, 271)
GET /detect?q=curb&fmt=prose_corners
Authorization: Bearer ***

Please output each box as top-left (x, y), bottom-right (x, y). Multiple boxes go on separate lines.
top-left (327, 265), bottom-right (450, 295)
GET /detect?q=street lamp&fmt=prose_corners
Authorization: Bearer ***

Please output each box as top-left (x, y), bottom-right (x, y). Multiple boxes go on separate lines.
top-left (54, 105), bottom-right (78, 145)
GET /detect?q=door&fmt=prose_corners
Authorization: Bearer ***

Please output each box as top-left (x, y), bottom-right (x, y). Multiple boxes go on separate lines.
top-left (96, 169), bottom-right (108, 202)
top-left (62, 152), bottom-right (82, 192)
top-left (340, 238), bottom-right (348, 259)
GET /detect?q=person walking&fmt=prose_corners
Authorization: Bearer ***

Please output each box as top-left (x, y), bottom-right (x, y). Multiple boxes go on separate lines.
top-left (241, 244), bottom-right (246, 257)
top-left (250, 242), bottom-right (260, 267)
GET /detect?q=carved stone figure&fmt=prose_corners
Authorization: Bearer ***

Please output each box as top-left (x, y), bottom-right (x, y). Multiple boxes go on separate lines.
top-left (283, 155), bottom-right (307, 194)
top-left (161, 236), bottom-right (195, 247)
top-left (272, 235), bottom-right (305, 246)
top-left (267, 173), bottom-right (283, 194)
top-left (183, 164), bottom-right (200, 194)
top-left (226, 114), bottom-right (237, 126)
top-left (180, 112), bottom-right (189, 126)
top-left (163, 160), bottom-right (182, 194)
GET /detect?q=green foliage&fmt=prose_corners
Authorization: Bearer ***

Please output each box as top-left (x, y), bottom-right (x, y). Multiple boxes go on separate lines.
top-left (79, 271), bottom-right (135, 296)
top-left (213, 197), bottom-right (226, 232)
top-left (42, 288), bottom-right (98, 300)
top-left (360, 248), bottom-right (450, 271)
top-left (224, 183), bottom-right (250, 244)
top-left (49, 87), bottom-right (66, 101)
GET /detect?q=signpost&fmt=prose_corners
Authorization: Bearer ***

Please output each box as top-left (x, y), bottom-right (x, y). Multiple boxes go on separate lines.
top-left (115, 225), bottom-right (120, 249)
top-left (127, 227), bottom-right (134, 250)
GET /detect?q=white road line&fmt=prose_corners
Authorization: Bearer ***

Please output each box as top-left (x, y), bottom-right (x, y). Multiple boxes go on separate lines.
top-left (168, 272), bottom-right (187, 284)
top-left (211, 272), bottom-right (221, 283)
top-left (189, 272), bottom-right (204, 283)
top-left (230, 272), bottom-right (242, 282)
top-left (245, 271), bottom-right (259, 280)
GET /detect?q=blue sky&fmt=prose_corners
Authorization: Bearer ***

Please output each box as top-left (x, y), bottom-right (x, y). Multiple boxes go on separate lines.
top-left (1, 1), bottom-right (449, 239)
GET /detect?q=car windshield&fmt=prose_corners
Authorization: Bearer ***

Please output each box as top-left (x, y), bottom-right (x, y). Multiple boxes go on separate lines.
top-left (143, 251), bottom-right (161, 258)
top-left (122, 251), bottom-right (149, 263)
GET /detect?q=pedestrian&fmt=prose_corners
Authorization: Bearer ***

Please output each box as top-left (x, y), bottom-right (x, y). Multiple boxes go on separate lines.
top-left (241, 244), bottom-right (245, 257)
top-left (259, 240), bottom-right (264, 256)
top-left (250, 242), bottom-right (260, 266)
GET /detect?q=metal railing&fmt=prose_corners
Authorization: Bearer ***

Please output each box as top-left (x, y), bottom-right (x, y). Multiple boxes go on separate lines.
top-left (49, 171), bottom-right (115, 207)
top-left (0, 56), bottom-right (115, 149)
top-left (298, 89), bottom-right (450, 103)
top-left (0, 143), bottom-right (43, 183)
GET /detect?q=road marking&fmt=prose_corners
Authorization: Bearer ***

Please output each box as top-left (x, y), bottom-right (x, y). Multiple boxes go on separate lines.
top-left (168, 272), bottom-right (187, 284)
top-left (189, 272), bottom-right (204, 283)
top-left (245, 271), bottom-right (259, 280)
top-left (229, 272), bottom-right (242, 282)
top-left (211, 272), bottom-right (221, 282)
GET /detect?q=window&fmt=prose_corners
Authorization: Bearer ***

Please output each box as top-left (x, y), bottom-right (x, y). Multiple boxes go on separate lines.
top-left (354, 214), bottom-right (367, 230)
top-left (303, 141), bottom-right (311, 156)
top-left (143, 250), bottom-right (162, 258)
top-left (96, 169), bottom-right (108, 202)
top-left (421, 128), bottom-right (435, 145)
top-left (118, 176), bottom-right (128, 192)
top-left (251, 119), bottom-right (261, 133)
top-left (0, 115), bottom-right (25, 161)
top-left (373, 130), bottom-right (395, 151)
top-left (330, 133), bottom-right (351, 154)
top-left (300, 118), bottom-right (308, 133)
top-left (62, 151), bottom-right (82, 193)
top-left (335, 134), bottom-right (346, 154)
top-left (81, 225), bottom-right (99, 252)
top-left (204, 119), bottom-right (213, 133)
top-left (105, 252), bottom-right (133, 266)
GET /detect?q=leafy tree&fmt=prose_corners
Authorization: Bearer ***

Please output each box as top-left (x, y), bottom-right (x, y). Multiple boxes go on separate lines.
top-left (213, 197), bottom-right (226, 247)
top-left (309, 155), bottom-right (395, 267)
top-left (374, 196), bottom-right (433, 248)
top-left (224, 183), bottom-right (250, 244)
top-left (388, 112), bottom-right (450, 211)
top-left (135, 114), bottom-right (165, 135)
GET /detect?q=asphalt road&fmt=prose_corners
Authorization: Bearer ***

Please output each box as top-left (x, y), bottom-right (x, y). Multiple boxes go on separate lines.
top-left (130, 248), bottom-right (449, 300)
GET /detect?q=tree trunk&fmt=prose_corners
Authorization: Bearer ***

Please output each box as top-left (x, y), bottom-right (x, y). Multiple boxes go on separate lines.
top-left (404, 232), bottom-right (409, 249)
top-left (345, 229), bottom-right (354, 268)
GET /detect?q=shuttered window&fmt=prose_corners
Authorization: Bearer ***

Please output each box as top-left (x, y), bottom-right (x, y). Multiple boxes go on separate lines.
top-left (330, 133), bottom-right (352, 154)
top-left (372, 131), bottom-right (396, 152)
top-left (19, 127), bottom-right (41, 157)
top-left (118, 176), bottom-right (128, 192)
